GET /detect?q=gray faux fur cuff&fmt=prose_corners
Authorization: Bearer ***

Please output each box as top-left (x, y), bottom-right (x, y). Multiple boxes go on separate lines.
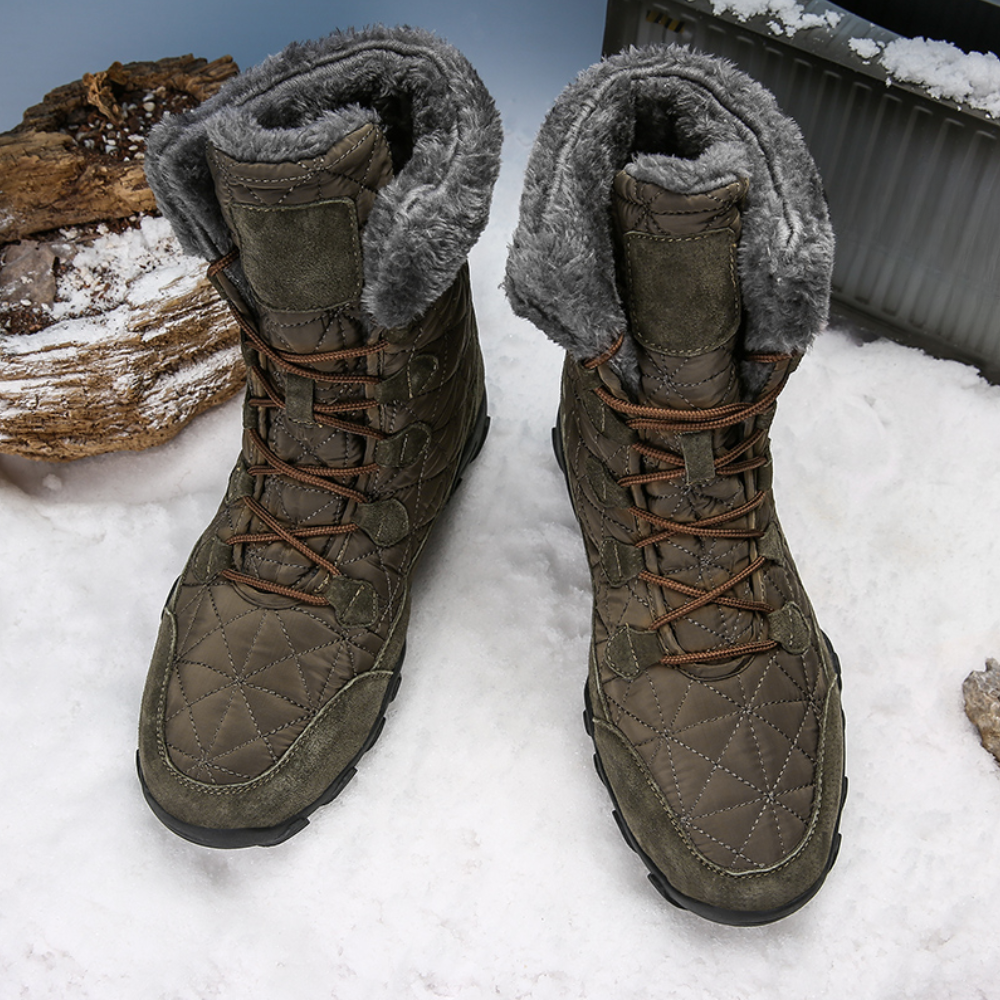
top-left (145, 26), bottom-right (503, 329)
top-left (505, 45), bottom-right (834, 378)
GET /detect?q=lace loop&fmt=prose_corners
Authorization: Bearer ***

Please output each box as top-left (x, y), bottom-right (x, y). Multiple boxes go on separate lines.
top-left (247, 365), bottom-right (385, 439)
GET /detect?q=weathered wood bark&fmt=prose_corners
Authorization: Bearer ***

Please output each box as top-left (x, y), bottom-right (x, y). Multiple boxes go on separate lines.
top-left (0, 275), bottom-right (242, 461)
top-left (0, 55), bottom-right (237, 241)
top-left (0, 132), bottom-right (152, 240)
top-left (0, 55), bottom-right (244, 461)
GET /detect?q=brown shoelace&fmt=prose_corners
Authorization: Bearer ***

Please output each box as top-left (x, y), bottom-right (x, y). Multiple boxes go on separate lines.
top-left (588, 347), bottom-right (795, 666)
top-left (208, 250), bottom-right (384, 606)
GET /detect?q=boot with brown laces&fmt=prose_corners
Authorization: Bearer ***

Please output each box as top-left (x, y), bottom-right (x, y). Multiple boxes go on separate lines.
top-left (137, 27), bottom-right (501, 847)
top-left (506, 46), bottom-right (846, 924)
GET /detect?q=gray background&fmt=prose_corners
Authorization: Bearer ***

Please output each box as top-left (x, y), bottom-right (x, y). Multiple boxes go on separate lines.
top-left (0, 0), bottom-right (607, 134)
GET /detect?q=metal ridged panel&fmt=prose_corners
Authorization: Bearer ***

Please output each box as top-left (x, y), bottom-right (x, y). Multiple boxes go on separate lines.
top-left (604, 0), bottom-right (1000, 375)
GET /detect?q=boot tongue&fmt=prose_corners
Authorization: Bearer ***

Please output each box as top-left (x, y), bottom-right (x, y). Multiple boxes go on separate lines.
top-left (611, 167), bottom-right (762, 668)
top-left (206, 121), bottom-right (395, 593)
top-left (208, 120), bottom-right (394, 352)
top-left (611, 167), bottom-right (747, 410)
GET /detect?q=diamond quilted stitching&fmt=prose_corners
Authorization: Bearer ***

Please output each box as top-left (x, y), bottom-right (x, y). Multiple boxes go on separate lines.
top-left (163, 549), bottom-right (391, 778)
top-left (604, 620), bottom-right (824, 869)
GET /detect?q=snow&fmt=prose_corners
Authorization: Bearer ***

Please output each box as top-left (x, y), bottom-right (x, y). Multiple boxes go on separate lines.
top-left (49, 216), bottom-right (200, 321)
top-left (879, 37), bottom-right (1000, 118)
top-left (1, 216), bottom-right (229, 439)
top-left (848, 37), bottom-right (883, 60)
top-left (4, 25), bottom-right (1000, 1000)
top-left (710, 0), bottom-right (841, 36)
top-left (708, 0), bottom-right (1000, 118)
top-left (0, 217), bottom-right (203, 358)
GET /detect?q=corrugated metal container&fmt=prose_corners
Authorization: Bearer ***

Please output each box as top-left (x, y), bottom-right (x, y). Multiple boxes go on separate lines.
top-left (603, 0), bottom-right (1000, 377)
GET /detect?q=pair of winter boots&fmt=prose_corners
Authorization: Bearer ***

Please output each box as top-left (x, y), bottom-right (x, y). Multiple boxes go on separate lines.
top-left (136, 27), bottom-right (846, 926)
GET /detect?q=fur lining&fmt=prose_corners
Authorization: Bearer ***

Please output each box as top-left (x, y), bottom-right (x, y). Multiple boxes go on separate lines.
top-left (505, 45), bottom-right (834, 382)
top-left (145, 25), bottom-right (503, 329)
top-left (208, 102), bottom-right (378, 164)
top-left (626, 141), bottom-right (748, 194)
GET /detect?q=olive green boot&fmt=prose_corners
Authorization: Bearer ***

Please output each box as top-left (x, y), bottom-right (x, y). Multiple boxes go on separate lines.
top-left (137, 27), bottom-right (501, 847)
top-left (506, 46), bottom-right (845, 924)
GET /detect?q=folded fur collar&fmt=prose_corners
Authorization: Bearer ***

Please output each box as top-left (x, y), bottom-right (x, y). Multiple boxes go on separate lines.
top-left (145, 25), bottom-right (502, 329)
top-left (505, 45), bottom-right (834, 383)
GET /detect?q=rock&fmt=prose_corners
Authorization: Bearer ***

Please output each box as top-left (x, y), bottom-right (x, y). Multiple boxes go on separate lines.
top-left (963, 658), bottom-right (1000, 765)
top-left (0, 241), bottom-right (61, 307)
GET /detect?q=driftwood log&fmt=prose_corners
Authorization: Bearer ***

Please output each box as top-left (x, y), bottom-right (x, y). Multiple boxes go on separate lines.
top-left (0, 55), bottom-right (237, 241)
top-left (0, 271), bottom-right (241, 461)
top-left (0, 55), bottom-right (244, 461)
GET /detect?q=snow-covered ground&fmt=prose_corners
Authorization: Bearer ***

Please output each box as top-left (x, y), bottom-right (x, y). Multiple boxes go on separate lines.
top-left (4, 1), bottom-right (1000, 993)
top-left (3, 131), bottom-right (1000, 997)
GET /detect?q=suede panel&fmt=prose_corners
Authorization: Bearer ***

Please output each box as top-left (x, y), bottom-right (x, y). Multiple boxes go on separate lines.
top-left (284, 373), bottom-right (315, 425)
top-left (758, 520), bottom-right (785, 565)
top-left (325, 577), bottom-right (380, 628)
top-left (374, 354), bottom-right (442, 403)
top-left (681, 430), bottom-right (716, 486)
top-left (769, 602), bottom-right (810, 655)
top-left (188, 532), bottom-right (232, 584)
top-left (586, 453), bottom-right (631, 509)
top-left (354, 498), bottom-right (410, 548)
top-left (581, 387), bottom-right (634, 445)
top-left (606, 626), bottom-right (663, 681)
top-left (226, 198), bottom-right (362, 312)
top-left (600, 536), bottom-right (643, 587)
top-left (624, 229), bottom-right (740, 357)
top-left (375, 422), bottom-right (431, 467)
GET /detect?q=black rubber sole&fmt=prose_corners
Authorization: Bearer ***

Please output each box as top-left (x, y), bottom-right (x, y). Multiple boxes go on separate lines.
top-left (138, 396), bottom-right (491, 849)
top-left (554, 419), bottom-right (847, 924)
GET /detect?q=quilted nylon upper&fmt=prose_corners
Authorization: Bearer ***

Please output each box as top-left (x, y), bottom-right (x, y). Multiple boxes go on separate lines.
top-left (562, 171), bottom-right (836, 872)
top-left (156, 124), bottom-right (484, 785)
